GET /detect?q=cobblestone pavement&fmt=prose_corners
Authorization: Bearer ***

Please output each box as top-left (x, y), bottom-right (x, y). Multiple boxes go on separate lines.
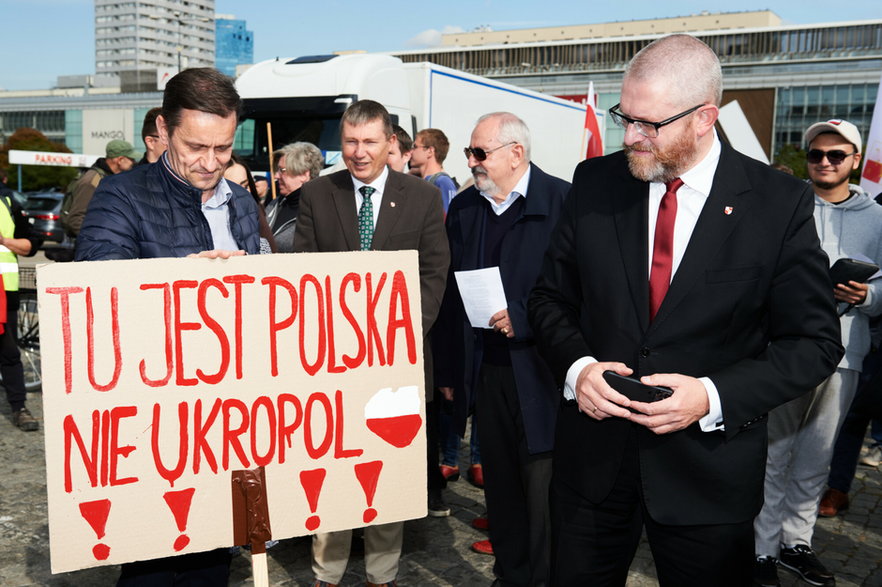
top-left (3, 387), bottom-right (881, 586)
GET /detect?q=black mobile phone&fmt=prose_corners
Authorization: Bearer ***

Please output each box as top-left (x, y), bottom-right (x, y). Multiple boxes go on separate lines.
top-left (602, 371), bottom-right (674, 403)
top-left (829, 258), bottom-right (879, 285)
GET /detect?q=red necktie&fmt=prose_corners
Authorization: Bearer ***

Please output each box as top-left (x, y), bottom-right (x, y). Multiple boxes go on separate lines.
top-left (649, 178), bottom-right (683, 321)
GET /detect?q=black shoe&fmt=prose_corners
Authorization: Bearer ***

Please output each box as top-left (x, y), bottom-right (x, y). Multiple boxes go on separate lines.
top-left (779, 545), bottom-right (835, 586)
top-left (13, 408), bottom-right (38, 431)
top-left (427, 489), bottom-right (450, 517)
top-left (754, 556), bottom-right (780, 587)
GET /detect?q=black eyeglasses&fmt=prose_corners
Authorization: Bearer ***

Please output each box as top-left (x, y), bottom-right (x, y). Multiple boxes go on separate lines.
top-left (609, 103), bottom-right (706, 138)
top-left (464, 142), bottom-right (517, 161)
top-left (806, 149), bottom-right (857, 165)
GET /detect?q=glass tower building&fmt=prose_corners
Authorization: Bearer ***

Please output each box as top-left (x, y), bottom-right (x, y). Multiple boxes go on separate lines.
top-left (215, 16), bottom-right (254, 77)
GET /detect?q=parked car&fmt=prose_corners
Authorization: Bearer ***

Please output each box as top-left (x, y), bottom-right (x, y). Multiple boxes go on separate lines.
top-left (22, 191), bottom-right (65, 243)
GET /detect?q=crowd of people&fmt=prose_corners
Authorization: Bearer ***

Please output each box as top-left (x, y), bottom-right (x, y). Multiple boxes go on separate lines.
top-left (12, 31), bottom-right (881, 587)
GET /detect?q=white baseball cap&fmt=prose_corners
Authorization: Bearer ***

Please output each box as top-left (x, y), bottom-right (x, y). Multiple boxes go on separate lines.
top-left (803, 119), bottom-right (862, 154)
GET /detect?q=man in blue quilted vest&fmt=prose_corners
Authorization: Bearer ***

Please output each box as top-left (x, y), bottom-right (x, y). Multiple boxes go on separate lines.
top-left (75, 67), bottom-right (260, 586)
top-left (76, 68), bottom-right (260, 262)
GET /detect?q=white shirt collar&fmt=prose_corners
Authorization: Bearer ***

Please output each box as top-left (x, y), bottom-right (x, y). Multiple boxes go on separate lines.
top-left (480, 165), bottom-right (532, 216)
top-left (203, 178), bottom-right (234, 208)
top-left (351, 166), bottom-right (389, 196)
top-left (674, 130), bottom-right (721, 197)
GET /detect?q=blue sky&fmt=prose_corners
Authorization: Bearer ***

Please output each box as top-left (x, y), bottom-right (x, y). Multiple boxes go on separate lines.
top-left (2, 0), bottom-right (880, 91)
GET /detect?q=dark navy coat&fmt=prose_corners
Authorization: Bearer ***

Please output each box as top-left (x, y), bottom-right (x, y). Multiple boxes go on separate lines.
top-left (434, 163), bottom-right (570, 454)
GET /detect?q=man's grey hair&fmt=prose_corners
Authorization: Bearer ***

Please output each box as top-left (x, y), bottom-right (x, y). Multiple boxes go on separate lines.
top-left (625, 34), bottom-right (723, 108)
top-left (275, 142), bottom-right (325, 181)
top-left (476, 112), bottom-right (532, 163)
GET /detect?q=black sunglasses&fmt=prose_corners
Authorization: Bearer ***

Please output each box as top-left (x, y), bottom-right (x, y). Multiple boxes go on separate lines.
top-left (463, 142), bottom-right (517, 161)
top-left (806, 149), bottom-right (857, 165)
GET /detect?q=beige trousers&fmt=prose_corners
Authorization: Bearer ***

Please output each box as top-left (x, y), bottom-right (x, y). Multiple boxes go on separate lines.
top-left (311, 521), bottom-right (404, 584)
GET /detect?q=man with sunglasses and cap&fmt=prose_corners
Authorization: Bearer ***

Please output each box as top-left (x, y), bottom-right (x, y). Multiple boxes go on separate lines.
top-left (434, 111), bottom-right (569, 586)
top-left (753, 119), bottom-right (882, 587)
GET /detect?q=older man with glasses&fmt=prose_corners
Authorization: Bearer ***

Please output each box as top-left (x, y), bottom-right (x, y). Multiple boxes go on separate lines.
top-left (528, 35), bottom-right (842, 586)
top-left (753, 119), bottom-right (882, 587)
top-left (435, 111), bottom-right (570, 586)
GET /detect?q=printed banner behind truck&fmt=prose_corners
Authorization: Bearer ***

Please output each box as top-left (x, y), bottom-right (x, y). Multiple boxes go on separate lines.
top-left (39, 251), bottom-right (427, 573)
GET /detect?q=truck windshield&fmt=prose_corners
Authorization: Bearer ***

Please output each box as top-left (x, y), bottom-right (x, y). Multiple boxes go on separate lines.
top-left (234, 96), bottom-right (352, 173)
top-left (234, 116), bottom-right (341, 173)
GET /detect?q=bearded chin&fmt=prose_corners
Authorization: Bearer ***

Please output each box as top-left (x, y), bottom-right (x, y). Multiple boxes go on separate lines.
top-left (813, 177), bottom-right (849, 191)
top-left (626, 146), bottom-right (665, 183)
top-left (473, 168), bottom-right (499, 195)
top-left (624, 125), bottom-right (698, 183)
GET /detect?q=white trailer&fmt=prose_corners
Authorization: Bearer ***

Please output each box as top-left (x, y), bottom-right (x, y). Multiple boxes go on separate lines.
top-left (234, 53), bottom-right (587, 183)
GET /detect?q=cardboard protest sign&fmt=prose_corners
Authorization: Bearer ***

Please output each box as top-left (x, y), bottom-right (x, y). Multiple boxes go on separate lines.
top-left (39, 251), bottom-right (427, 573)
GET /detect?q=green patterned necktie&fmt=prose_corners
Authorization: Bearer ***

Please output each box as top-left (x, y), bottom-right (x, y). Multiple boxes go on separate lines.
top-left (358, 186), bottom-right (376, 251)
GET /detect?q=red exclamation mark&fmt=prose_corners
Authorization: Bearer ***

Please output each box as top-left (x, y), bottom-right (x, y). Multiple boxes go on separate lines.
top-left (354, 461), bottom-right (383, 523)
top-left (79, 499), bottom-right (112, 560)
top-left (299, 468), bottom-right (326, 531)
top-left (164, 488), bottom-right (195, 551)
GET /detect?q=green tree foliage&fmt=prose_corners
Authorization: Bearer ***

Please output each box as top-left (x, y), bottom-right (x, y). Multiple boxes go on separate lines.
top-left (0, 128), bottom-right (79, 191)
top-left (772, 144), bottom-right (809, 180)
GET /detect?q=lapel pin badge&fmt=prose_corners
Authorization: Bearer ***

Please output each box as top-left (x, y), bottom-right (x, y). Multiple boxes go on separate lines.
top-left (724, 206), bottom-right (734, 215)
top-left (390, 201), bottom-right (396, 208)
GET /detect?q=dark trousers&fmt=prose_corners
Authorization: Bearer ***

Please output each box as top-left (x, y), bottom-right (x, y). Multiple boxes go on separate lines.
top-left (116, 549), bottom-right (232, 586)
top-left (550, 429), bottom-right (753, 587)
top-left (426, 396), bottom-right (445, 491)
top-left (0, 291), bottom-right (25, 411)
top-left (477, 362), bottom-right (552, 587)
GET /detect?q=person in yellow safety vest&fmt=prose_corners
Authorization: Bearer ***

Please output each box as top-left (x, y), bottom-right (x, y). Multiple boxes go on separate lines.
top-left (0, 185), bottom-right (44, 431)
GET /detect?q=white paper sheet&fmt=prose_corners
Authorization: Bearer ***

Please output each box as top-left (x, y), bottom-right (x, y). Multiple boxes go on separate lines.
top-left (454, 267), bottom-right (507, 328)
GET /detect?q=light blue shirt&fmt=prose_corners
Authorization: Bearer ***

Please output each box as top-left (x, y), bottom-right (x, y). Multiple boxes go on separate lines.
top-left (479, 167), bottom-right (531, 215)
top-left (201, 178), bottom-right (239, 251)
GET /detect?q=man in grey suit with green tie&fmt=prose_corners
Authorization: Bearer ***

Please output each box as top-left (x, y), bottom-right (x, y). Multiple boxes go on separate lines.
top-left (294, 99), bottom-right (449, 587)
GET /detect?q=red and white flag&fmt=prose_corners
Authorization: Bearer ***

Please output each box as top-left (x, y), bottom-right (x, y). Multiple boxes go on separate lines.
top-left (582, 81), bottom-right (605, 160)
top-left (861, 72), bottom-right (882, 196)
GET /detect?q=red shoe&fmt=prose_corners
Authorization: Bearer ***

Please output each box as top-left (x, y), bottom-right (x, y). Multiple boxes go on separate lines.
top-left (818, 488), bottom-right (849, 517)
top-left (440, 464), bottom-right (460, 482)
top-left (467, 464), bottom-right (484, 488)
top-left (471, 539), bottom-right (494, 555)
top-left (471, 516), bottom-right (489, 531)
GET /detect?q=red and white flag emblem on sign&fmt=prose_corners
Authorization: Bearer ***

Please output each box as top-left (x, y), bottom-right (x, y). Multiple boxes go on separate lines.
top-left (365, 386), bottom-right (423, 448)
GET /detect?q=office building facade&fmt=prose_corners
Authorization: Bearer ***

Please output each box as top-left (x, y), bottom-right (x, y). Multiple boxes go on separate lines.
top-left (393, 11), bottom-right (882, 159)
top-left (95, 0), bottom-right (215, 87)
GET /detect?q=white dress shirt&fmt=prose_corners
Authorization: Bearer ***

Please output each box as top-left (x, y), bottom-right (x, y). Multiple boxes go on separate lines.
top-left (564, 133), bottom-right (725, 432)
top-left (352, 166), bottom-right (389, 229)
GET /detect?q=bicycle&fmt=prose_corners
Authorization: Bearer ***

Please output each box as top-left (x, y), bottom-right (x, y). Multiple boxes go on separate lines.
top-left (16, 266), bottom-right (40, 392)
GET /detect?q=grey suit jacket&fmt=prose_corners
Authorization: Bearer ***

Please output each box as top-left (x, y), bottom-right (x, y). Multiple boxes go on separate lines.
top-left (293, 169), bottom-right (450, 394)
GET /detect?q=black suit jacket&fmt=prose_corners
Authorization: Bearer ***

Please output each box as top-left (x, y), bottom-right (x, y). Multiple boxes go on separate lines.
top-left (528, 142), bottom-right (843, 525)
top-left (294, 169), bottom-right (450, 395)
top-left (435, 163), bottom-right (570, 454)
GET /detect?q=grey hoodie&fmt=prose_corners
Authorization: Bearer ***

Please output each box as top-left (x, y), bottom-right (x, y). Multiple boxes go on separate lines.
top-left (813, 183), bottom-right (882, 370)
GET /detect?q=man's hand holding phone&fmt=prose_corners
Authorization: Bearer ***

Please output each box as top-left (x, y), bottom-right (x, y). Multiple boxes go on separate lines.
top-left (625, 373), bottom-right (710, 434)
